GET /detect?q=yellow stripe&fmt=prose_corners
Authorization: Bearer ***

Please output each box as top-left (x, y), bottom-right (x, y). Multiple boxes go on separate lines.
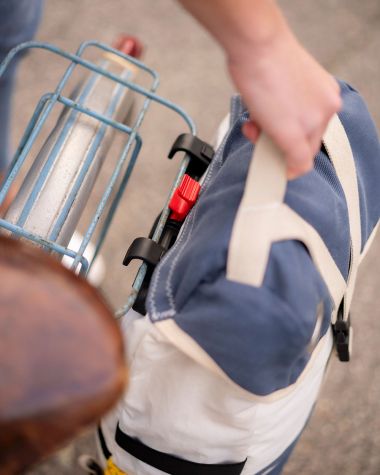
top-left (104, 458), bottom-right (128, 475)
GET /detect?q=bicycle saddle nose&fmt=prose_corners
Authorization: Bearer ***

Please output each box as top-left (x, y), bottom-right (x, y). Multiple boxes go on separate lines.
top-left (0, 235), bottom-right (127, 475)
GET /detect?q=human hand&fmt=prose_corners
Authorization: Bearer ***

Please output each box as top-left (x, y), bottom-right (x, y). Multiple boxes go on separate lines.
top-left (228, 29), bottom-right (342, 179)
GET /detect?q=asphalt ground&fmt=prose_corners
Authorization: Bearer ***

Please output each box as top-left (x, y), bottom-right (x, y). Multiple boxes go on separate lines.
top-left (7, 0), bottom-right (379, 473)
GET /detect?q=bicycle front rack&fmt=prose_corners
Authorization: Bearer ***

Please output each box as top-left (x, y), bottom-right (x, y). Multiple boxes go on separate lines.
top-left (0, 40), bottom-right (197, 317)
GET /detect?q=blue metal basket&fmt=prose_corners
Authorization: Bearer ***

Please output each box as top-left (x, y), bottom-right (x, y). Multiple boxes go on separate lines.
top-left (0, 40), bottom-right (197, 317)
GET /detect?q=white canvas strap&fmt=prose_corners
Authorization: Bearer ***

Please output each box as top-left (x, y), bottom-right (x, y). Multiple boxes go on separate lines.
top-left (227, 202), bottom-right (346, 308)
top-left (226, 117), bottom-right (355, 315)
top-left (323, 115), bottom-right (361, 321)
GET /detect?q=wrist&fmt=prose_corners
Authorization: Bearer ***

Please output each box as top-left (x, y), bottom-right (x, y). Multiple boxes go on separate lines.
top-left (178, 0), bottom-right (292, 65)
top-left (223, 1), bottom-right (294, 66)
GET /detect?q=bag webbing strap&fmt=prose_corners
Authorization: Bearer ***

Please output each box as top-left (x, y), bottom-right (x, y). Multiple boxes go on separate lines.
top-left (226, 134), bottom-right (287, 288)
top-left (98, 426), bottom-right (112, 459)
top-left (226, 129), bottom-right (346, 312)
top-left (229, 202), bottom-right (345, 308)
top-left (323, 115), bottom-right (361, 322)
top-left (115, 423), bottom-right (247, 475)
top-left (98, 427), bottom-right (129, 475)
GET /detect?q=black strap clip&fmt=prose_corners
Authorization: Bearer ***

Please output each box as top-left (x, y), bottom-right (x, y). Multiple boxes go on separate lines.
top-left (123, 237), bottom-right (165, 268)
top-left (168, 133), bottom-right (215, 180)
top-left (123, 134), bottom-right (213, 315)
top-left (333, 305), bottom-right (351, 362)
top-left (123, 219), bottom-right (182, 315)
top-left (123, 237), bottom-right (165, 315)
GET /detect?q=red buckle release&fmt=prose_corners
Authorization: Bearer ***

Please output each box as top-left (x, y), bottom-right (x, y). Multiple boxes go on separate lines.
top-left (169, 174), bottom-right (201, 222)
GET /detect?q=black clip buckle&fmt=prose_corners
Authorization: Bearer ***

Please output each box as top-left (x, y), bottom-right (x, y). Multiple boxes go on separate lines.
top-left (333, 306), bottom-right (351, 362)
top-left (123, 238), bottom-right (165, 315)
top-left (168, 134), bottom-right (215, 180)
top-left (123, 134), bottom-right (213, 315)
top-left (123, 237), bottom-right (165, 268)
top-left (123, 220), bottom-right (182, 315)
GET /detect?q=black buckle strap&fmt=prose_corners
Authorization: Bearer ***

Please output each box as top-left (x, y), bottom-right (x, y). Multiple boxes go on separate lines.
top-left (123, 219), bottom-right (182, 315)
top-left (97, 426), bottom-right (112, 460)
top-left (115, 423), bottom-right (246, 475)
top-left (332, 302), bottom-right (351, 362)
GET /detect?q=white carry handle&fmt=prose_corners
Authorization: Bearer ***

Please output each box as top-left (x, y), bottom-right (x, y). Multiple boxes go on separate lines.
top-left (226, 115), bottom-right (361, 318)
top-left (226, 134), bottom-right (288, 287)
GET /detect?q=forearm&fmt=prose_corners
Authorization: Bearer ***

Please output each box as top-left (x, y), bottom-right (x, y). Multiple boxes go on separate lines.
top-left (177, 0), bottom-right (290, 61)
top-left (177, 0), bottom-right (341, 177)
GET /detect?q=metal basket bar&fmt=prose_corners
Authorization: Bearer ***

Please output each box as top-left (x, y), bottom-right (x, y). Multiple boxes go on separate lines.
top-left (77, 40), bottom-right (159, 80)
top-left (0, 85), bottom-right (138, 211)
top-left (8, 96), bottom-right (51, 183)
top-left (3, 87), bottom-right (144, 269)
top-left (0, 41), bottom-right (159, 89)
top-left (0, 41), bottom-right (195, 133)
top-left (16, 65), bottom-right (126, 230)
top-left (0, 93), bottom-right (50, 208)
top-left (48, 74), bottom-right (137, 243)
top-left (0, 218), bottom-right (89, 273)
top-left (89, 135), bottom-right (143, 270)
top-left (0, 40), bottom-right (160, 212)
top-left (0, 40), bottom-right (198, 314)
top-left (63, 83), bottom-right (154, 270)
top-left (58, 95), bottom-right (139, 134)
top-left (72, 132), bottom-right (143, 270)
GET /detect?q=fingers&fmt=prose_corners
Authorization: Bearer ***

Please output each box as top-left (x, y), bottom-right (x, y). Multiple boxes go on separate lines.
top-left (242, 120), bottom-right (316, 179)
top-left (289, 87), bottom-right (342, 178)
top-left (307, 85), bottom-right (343, 158)
top-left (231, 33), bottom-right (343, 181)
top-left (282, 132), bottom-right (314, 178)
top-left (242, 121), bottom-right (260, 142)
top-left (242, 120), bottom-right (324, 180)
top-left (241, 85), bottom-right (343, 180)
top-left (263, 120), bottom-right (315, 178)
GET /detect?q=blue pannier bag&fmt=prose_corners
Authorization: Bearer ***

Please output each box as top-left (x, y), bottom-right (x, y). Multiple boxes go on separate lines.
top-left (99, 81), bottom-right (380, 475)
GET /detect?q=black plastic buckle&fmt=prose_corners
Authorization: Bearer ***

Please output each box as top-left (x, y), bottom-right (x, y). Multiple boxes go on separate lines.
top-left (123, 134), bottom-right (213, 315)
top-left (123, 220), bottom-right (182, 315)
top-left (123, 237), bottom-right (165, 315)
top-left (168, 134), bottom-right (215, 180)
top-left (333, 306), bottom-right (351, 362)
top-left (123, 237), bottom-right (165, 268)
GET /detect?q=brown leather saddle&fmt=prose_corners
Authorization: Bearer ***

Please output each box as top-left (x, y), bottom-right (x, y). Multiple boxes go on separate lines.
top-left (0, 235), bottom-right (127, 474)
